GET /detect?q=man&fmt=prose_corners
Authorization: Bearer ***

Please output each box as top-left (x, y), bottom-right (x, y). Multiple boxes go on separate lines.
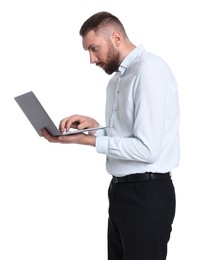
top-left (41, 11), bottom-right (180, 260)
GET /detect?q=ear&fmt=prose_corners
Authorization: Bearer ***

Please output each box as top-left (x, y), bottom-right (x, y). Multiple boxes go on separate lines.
top-left (112, 31), bottom-right (121, 47)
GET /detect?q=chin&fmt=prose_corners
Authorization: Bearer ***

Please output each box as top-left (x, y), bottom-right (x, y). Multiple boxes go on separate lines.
top-left (105, 70), bottom-right (114, 75)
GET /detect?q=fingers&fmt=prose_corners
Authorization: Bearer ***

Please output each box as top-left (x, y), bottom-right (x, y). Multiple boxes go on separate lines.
top-left (59, 114), bottom-right (95, 133)
top-left (59, 115), bottom-right (80, 133)
top-left (77, 120), bottom-right (91, 130)
top-left (41, 128), bottom-right (59, 143)
top-left (41, 127), bottom-right (84, 144)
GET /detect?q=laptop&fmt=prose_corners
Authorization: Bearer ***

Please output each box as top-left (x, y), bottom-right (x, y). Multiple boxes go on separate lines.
top-left (14, 91), bottom-right (107, 136)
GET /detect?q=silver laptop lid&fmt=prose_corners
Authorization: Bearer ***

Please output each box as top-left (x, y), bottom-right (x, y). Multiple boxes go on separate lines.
top-left (14, 91), bottom-right (61, 136)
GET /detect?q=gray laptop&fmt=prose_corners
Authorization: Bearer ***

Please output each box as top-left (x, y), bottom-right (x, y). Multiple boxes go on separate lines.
top-left (14, 91), bottom-right (107, 136)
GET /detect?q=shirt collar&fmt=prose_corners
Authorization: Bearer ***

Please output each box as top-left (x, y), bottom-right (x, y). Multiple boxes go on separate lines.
top-left (118, 44), bottom-right (145, 76)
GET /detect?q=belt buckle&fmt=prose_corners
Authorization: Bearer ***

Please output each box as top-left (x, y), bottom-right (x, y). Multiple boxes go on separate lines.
top-left (113, 176), bottom-right (118, 183)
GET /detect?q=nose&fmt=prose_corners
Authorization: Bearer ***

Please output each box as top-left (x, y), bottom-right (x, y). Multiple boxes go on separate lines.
top-left (89, 52), bottom-right (98, 64)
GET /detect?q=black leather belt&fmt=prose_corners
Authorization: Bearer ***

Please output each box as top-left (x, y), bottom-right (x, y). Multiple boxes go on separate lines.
top-left (112, 172), bottom-right (171, 183)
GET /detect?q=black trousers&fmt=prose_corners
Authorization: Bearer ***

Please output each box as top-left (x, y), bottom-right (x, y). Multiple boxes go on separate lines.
top-left (108, 176), bottom-right (176, 260)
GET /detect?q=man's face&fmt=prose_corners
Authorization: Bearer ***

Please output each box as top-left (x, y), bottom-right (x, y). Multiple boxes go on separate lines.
top-left (82, 30), bottom-right (120, 75)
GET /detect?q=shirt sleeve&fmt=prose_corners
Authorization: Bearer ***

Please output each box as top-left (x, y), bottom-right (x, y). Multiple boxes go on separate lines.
top-left (96, 64), bottom-right (171, 163)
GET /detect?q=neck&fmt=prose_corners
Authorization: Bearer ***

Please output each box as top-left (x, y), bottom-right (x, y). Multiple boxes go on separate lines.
top-left (119, 42), bottom-right (136, 63)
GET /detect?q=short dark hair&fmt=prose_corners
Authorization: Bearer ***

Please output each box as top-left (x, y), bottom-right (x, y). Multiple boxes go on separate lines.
top-left (79, 11), bottom-right (127, 37)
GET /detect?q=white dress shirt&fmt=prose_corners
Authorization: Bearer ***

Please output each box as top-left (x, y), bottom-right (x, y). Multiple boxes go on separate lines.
top-left (95, 45), bottom-right (180, 177)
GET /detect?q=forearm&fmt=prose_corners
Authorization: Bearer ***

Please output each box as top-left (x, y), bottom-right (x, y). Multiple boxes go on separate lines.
top-left (80, 134), bottom-right (96, 146)
top-left (57, 133), bottom-right (97, 147)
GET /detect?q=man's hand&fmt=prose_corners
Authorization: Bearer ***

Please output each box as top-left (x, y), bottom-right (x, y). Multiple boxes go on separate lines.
top-left (41, 128), bottom-right (96, 146)
top-left (59, 114), bottom-right (99, 133)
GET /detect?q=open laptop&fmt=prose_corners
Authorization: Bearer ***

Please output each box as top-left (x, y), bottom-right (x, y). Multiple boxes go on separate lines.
top-left (14, 91), bottom-right (107, 136)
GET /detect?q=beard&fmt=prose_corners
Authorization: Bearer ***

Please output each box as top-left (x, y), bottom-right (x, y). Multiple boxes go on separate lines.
top-left (98, 43), bottom-right (120, 75)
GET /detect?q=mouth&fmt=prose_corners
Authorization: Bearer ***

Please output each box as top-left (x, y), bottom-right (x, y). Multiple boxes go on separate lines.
top-left (96, 62), bottom-right (106, 69)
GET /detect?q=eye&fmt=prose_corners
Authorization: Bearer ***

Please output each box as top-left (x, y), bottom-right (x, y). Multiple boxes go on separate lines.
top-left (91, 46), bottom-right (99, 52)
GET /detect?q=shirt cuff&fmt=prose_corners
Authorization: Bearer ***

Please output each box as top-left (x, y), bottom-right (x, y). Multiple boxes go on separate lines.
top-left (96, 136), bottom-right (109, 154)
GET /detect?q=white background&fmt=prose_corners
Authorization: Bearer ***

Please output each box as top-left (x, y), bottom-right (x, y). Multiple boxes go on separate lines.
top-left (0, 0), bottom-right (198, 259)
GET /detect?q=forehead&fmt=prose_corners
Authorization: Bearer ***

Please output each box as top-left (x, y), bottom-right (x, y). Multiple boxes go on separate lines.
top-left (82, 30), bottom-right (106, 50)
